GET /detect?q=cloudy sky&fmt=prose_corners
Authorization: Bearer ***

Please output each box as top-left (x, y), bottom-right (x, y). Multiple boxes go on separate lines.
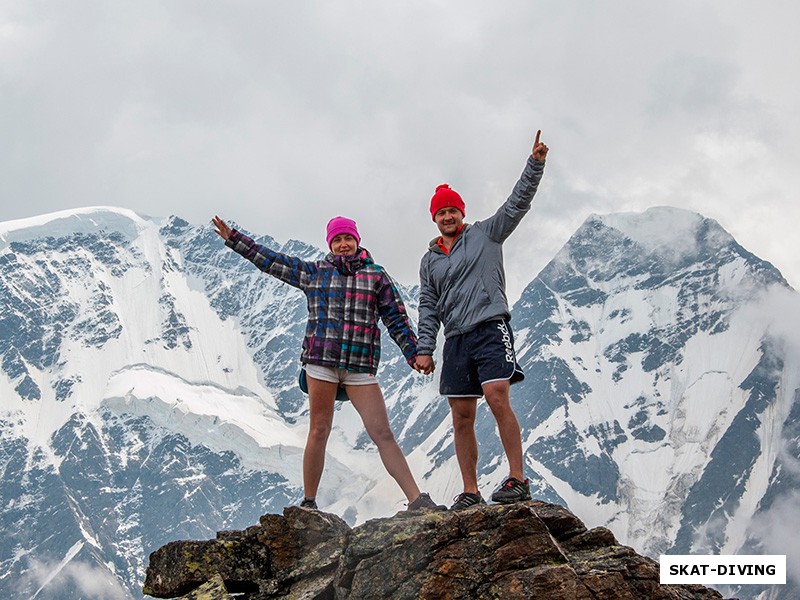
top-left (2, 1), bottom-right (798, 301)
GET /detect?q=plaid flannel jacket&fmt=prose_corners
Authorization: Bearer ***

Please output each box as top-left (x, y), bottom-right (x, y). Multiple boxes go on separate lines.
top-left (226, 230), bottom-right (417, 374)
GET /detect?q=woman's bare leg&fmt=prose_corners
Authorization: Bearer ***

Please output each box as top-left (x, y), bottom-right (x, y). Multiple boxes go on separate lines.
top-left (346, 384), bottom-right (421, 502)
top-left (303, 376), bottom-right (338, 500)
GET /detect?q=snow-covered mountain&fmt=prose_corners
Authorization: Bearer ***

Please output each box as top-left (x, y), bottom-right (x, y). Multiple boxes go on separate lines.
top-left (499, 208), bottom-right (800, 600)
top-left (1, 206), bottom-right (797, 599)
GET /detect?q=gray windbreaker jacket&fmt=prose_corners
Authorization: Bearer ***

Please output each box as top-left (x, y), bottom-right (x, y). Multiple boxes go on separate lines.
top-left (417, 156), bottom-right (545, 355)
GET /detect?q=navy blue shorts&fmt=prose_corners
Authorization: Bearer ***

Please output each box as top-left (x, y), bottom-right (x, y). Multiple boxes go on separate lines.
top-left (440, 319), bottom-right (525, 397)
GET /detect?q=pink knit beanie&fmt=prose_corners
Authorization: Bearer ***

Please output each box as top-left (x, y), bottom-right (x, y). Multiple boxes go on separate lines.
top-left (429, 184), bottom-right (465, 220)
top-left (326, 216), bottom-right (361, 248)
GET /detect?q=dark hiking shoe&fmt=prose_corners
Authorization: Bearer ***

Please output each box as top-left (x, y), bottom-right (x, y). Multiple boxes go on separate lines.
top-left (490, 476), bottom-right (531, 504)
top-left (407, 492), bottom-right (446, 512)
top-left (300, 498), bottom-right (318, 509)
top-left (450, 492), bottom-right (486, 511)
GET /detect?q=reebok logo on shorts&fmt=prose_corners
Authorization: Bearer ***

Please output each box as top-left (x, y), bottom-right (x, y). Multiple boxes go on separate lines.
top-left (497, 321), bottom-right (515, 363)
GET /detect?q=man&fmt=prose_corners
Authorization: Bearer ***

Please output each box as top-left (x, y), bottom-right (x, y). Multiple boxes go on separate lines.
top-left (415, 131), bottom-right (549, 510)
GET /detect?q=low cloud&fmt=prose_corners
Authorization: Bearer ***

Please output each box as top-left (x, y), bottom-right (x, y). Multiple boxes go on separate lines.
top-left (749, 491), bottom-right (800, 586)
top-left (20, 557), bottom-right (131, 600)
top-left (738, 285), bottom-right (800, 587)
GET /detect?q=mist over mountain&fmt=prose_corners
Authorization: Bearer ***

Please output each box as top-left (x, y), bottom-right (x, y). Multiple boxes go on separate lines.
top-left (0, 206), bottom-right (797, 599)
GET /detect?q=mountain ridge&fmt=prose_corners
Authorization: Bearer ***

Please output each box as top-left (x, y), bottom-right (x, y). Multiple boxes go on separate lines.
top-left (1, 205), bottom-right (797, 599)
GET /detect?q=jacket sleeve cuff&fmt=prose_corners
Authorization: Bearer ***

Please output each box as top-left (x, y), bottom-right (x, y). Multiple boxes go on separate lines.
top-left (528, 156), bottom-right (546, 170)
top-left (225, 229), bottom-right (242, 249)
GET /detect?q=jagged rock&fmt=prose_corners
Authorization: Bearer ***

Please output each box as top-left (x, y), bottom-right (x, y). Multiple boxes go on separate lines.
top-left (145, 507), bottom-right (348, 599)
top-left (143, 501), bottom-right (728, 600)
top-left (143, 524), bottom-right (269, 597)
top-left (257, 507), bottom-right (350, 598)
top-left (175, 574), bottom-right (232, 599)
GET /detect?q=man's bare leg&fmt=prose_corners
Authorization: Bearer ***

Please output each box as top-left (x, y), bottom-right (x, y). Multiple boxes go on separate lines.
top-left (482, 380), bottom-right (524, 481)
top-left (448, 397), bottom-right (480, 493)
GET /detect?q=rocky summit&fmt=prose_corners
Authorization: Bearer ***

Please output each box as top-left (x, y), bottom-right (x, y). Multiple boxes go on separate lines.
top-left (143, 501), bottom-right (726, 600)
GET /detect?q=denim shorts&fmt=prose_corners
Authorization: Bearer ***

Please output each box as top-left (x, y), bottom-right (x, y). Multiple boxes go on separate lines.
top-left (440, 319), bottom-right (524, 397)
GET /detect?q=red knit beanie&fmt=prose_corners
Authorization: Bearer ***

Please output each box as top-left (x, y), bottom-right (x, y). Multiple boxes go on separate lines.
top-left (429, 184), bottom-right (465, 220)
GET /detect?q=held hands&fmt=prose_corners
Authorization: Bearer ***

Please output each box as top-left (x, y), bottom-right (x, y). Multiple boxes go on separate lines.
top-left (212, 216), bottom-right (232, 241)
top-left (532, 130), bottom-right (549, 162)
top-left (413, 355), bottom-right (435, 375)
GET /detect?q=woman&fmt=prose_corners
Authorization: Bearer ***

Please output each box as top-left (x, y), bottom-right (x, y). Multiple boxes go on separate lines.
top-left (212, 215), bottom-right (441, 512)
